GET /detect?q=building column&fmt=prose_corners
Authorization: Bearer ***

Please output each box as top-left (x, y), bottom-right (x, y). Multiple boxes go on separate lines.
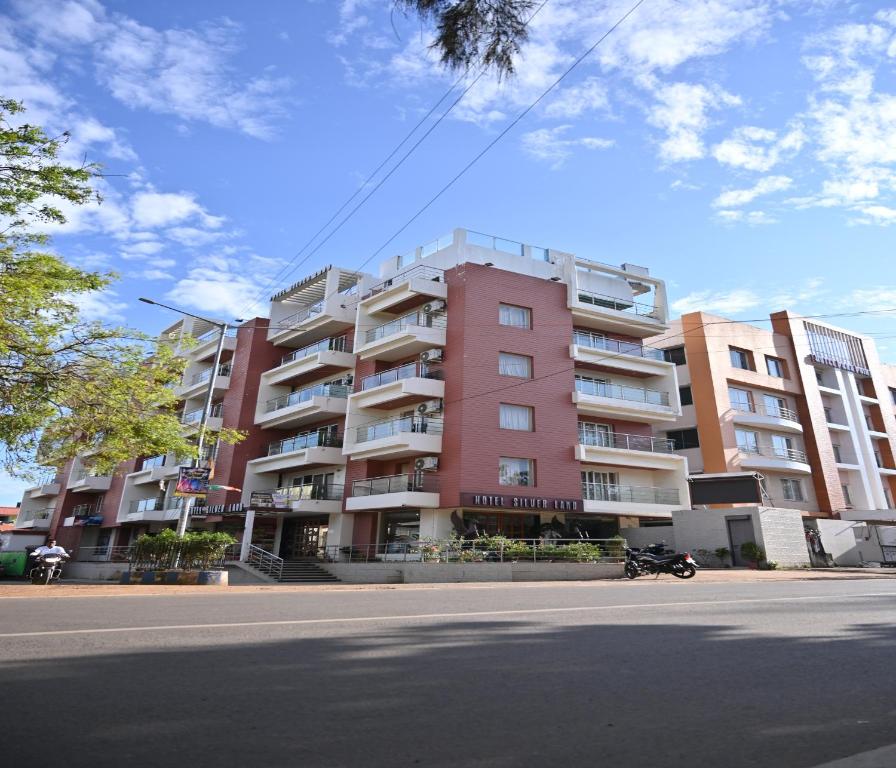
top-left (239, 508), bottom-right (255, 562)
top-left (272, 515), bottom-right (285, 557)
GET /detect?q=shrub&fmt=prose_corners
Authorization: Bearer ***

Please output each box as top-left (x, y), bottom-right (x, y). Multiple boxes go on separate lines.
top-left (133, 530), bottom-right (237, 571)
top-left (740, 542), bottom-right (765, 564)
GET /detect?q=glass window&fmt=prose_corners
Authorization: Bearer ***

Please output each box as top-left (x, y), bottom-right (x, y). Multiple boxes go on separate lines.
top-left (666, 428), bottom-right (700, 450)
top-left (499, 304), bottom-right (532, 329)
top-left (772, 434), bottom-right (795, 458)
top-left (499, 457), bottom-right (533, 486)
top-left (842, 484), bottom-right (852, 506)
top-left (763, 394), bottom-right (787, 418)
top-left (729, 347), bottom-right (752, 370)
top-left (766, 356), bottom-right (785, 378)
top-left (736, 429), bottom-right (759, 453)
top-left (578, 421), bottom-right (612, 446)
top-left (499, 352), bottom-right (532, 378)
top-left (729, 387), bottom-right (754, 412)
top-left (664, 346), bottom-right (686, 365)
top-left (832, 443), bottom-right (842, 463)
top-left (891, 387), bottom-right (896, 406)
top-left (499, 404), bottom-right (533, 431)
top-left (781, 478), bottom-right (804, 502)
top-left (679, 385), bottom-right (693, 406)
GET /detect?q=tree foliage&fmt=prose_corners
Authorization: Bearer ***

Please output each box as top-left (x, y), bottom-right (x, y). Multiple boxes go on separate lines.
top-left (0, 98), bottom-right (231, 477)
top-left (396, 0), bottom-right (535, 78)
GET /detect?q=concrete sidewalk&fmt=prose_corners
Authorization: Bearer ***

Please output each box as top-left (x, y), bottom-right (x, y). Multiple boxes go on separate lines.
top-left (0, 566), bottom-right (893, 598)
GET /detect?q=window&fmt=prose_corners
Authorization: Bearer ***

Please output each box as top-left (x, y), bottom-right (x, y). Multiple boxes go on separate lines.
top-left (729, 346), bottom-right (753, 370)
top-left (664, 346), bottom-right (686, 365)
top-left (824, 406), bottom-right (834, 423)
top-left (499, 304), bottom-right (531, 329)
top-left (579, 421), bottom-right (612, 447)
top-left (815, 369), bottom-right (825, 386)
top-left (499, 404), bottom-right (533, 431)
top-left (679, 385), bottom-right (693, 406)
top-left (890, 387), bottom-right (896, 406)
top-left (729, 387), bottom-right (754, 413)
top-left (499, 457), bottom-right (533, 486)
top-left (736, 429), bottom-right (759, 453)
top-left (781, 478), bottom-right (804, 502)
top-left (765, 356), bottom-right (786, 378)
top-left (666, 428), bottom-right (700, 450)
top-left (842, 484), bottom-right (852, 506)
top-left (499, 352), bottom-right (532, 378)
top-left (582, 471), bottom-right (619, 500)
top-left (832, 443), bottom-right (842, 463)
top-left (763, 394), bottom-right (788, 418)
top-left (772, 434), bottom-right (795, 458)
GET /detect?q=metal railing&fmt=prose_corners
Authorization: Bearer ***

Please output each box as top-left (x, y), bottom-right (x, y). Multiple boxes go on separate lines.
top-left (731, 401), bottom-right (799, 422)
top-left (364, 310), bottom-right (447, 344)
top-left (572, 330), bottom-right (666, 361)
top-left (266, 483), bottom-right (344, 502)
top-left (247, 545), bottom-right (283, 580)
top-left (128, 497), bottom-right (205, 515)
top-left (71, 502), bottom-right (100, 518)
top-left (264, 382), bottom-right (351, 413)
top-left (581, 482), bottom-right (680, 505)
top-left (141, 454), bottom-right (167, 470)
top-left (70, 467), bottom-right (106, 484)
top-left (576, 289), bottom-right (658, 317)
top-left (363, 264), bottom-right (445, 299)
top-left (279, 300), bottom-right (324, 330)
top-left (195, 327), bottom-right (237, 344)
top-left (352, 472), bottom-right (440, 497)
top-left (578, 428), bottom-right (674, 453)
top-left (76, 545), bottom-right (133, 562)
top-left (16, 507), bottom-right (54, 524)
top-left (738, 445), bottom-right (809, 463)
top-left (267, 428), bottom-right (343, 456)
top-left (575, 377), bottom-right (670, 406)
top-left (322, 537), bottom-right (626, 564)
top-left (190, 363), bottom-right (232, 385)
top-left (359, 361), bottom-right (443, 391)
top-left (182, 403), bottom-right (223, 424)
top-left (356, 416), bottom-right (443, 443)
top-left (279, 335), bottom-right (350, 367)
top-left (467, 230), bottom-right (550, 262)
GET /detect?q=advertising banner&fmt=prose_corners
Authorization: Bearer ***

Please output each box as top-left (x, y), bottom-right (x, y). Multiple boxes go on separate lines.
top-left (174, 467), bottom-right (210, 497)
top-left (249, 490), bottom-right (291, 509)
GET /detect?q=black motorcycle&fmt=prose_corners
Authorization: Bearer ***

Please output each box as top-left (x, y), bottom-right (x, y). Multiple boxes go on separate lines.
top-left (624, 544), bottom-right (698, 579)
top-left (29, 553), bottom-right (67, 585)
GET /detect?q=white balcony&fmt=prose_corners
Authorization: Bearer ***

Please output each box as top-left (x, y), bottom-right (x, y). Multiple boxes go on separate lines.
top-left (360, 265), bottom-right (447, 315)
top-left (28, 482), bottom-right (60, 499)
top-left (255, 383), bottom-right (350, 429)
top-left (181, 404), bottom-right (224, 433)
top-left (354, 311), bottom-right (446, 362)
top-left (739, 447), bottom-right (811, 475)
top-left (248, 432), bottom-right (346, 475)
top-left (126, 508), bottom-right (182, 523)
top-left (569, 288), bottom-right (667, 339)
top-left (263, 337), bottom-right (355, 387)
top-left (67, 473), bottom-right (113, 493)
top-left (576, 432), bottom-right (685, 472)
top-left (175, 364), bottom-right (232, 400)
top-left (351, 362), bottom-right (445, 409)
top-left (268, 300), bottom-right (356, 348)
top-left (573, 379), bottom-right (678, 424)
top-left (190, 328), bottom-right (237, 362)
top-left (16, 508), bottom-right (54, 529)
top-left (345, 473), bottom-right (440, 511)
top-left (580, 482), bottom-right (679, 518)
top-left (343, 416), bottom-right (443, 461)
top-left (731, 403), bottom-right (803, 434)
top-left (256, 483), bottom-right (344, 515)
top-left (571, 331), bottom-right (671, 377)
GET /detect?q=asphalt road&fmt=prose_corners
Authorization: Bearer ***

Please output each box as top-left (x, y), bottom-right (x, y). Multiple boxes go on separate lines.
top-left (2, 579), bottom-right (896, 768)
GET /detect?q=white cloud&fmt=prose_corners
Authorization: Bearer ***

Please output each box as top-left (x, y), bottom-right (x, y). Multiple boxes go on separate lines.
top-left (840, 287), bottom-right (896, 311)
top-left (131, 192), bottom-right (223, 229)
top-left (520, 126), bottom-right (614, 168)
top-left (543, 77), bottom-right (608, 119)
top-left (715, 209), bottom-right (778, 225)
top-left (713, 175), bottom-right (792, 208)
top-left (853, 204), bottom-right (896, 226)
top-left (70, 288), bottom-right (128, 323)
top-left (712, 125), bottom-right (806, 172)
top-left (139, 269), bottom-right (174, 281)
top-left (671, 288), bottom-right (761, 315)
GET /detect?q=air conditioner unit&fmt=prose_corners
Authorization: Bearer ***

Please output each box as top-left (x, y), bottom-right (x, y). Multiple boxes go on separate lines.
top-left (422, 299), bottom-right (446, 314)
top-left (416, 398), bottom-right (443, 415)
top-left (415, 456), bottom-right (439, 471)
top-left (420, 348), bottom-right (443, 363)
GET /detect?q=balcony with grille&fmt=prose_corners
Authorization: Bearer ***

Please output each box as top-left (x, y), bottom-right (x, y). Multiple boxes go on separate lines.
top-left (248, 429), bottom-right (346, 474)
top-left (573, 376), bottom-right (679, 423)
top-left (343, 415), bottom-right (443, 461)
top-left (354, 309), bottom-right (447, 362)
top-left (571, 330), bottom-right (672, 377)
top-left (263, 334), bottom-right (356, 387)
top-left (257, 483), bottom-right (344, 514)
top-left (581, 481), bottom-right (680, 518)
top-left (576, 427), bottom-right (685, 471)
top-left (345, 473), bottom-right (440, 511)
top-left (255, 382), bottom-right (350, 429)
top-left (351, 361), bottom-right (445, 410)
top-left (738, 444), bottom-right (811, 474)
top-left (730, 401), bottom-right (803, 434)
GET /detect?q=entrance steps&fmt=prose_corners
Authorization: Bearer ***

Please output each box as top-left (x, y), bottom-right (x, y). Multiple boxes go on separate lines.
top-left (276, 560), bottom-right (340, 583)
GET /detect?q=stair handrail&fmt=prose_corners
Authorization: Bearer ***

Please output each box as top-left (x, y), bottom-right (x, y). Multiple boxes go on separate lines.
top-left (247, 544), bottom-right (284, 580)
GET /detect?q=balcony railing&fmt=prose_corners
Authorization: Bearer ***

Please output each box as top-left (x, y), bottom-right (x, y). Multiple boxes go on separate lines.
top-left (279, 335), bottom-right (350, 367)
top-left (356, 416), bottom-right (443, 444)
top-left (352, 472), bottom-right (440, 497)
top-left (576, 289), bottom-right (658, 317)
top-left (267, 483), bottom-right (344, 502)
top-left (141, 454), bottom-right (167, 471)
top-left (265, 383), bottom-right (350, 413)
top-left (129, 497), bottom-right (206, 515)
top-left (363, 264), bottom-right (445, 299)
top-left (467, 229), bottom-right (550, 262)
top-left (70, 467), bottom-right (106, 483)
top-left (731, 402), bottom-right (799, 422)
top-left (190, 364), bottom-right (232, 385)
top-left (582, 482), bottom-right (679, 505)
top-left (365, 310), bottom-right (447, 344)
top-left (738, 445), bottom-right (808, 463)
top-left (360, 361), bottom-right (443, 391)
top-left (17, 507), bottom-right (54, 524)
top-left (578, 428), bottom-right (674, 453)
top-left (267, 429), bottom-right (343, 456)
top-left (182, 403), bottom-right (223, 424)
top-left (280, 300), bottom-right (324, 329)
top-left (572, 330), bottom-right (666, 361)
top-left (195, 327), bottom-right (237, 344)
top-left (575, 378), bottom-right (670, 407)
top-left (71, 503), bottom-right (100, 518)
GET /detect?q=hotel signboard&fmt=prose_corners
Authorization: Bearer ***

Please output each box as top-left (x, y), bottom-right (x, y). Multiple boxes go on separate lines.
top-left (460, 493), bottom-right (581, 512)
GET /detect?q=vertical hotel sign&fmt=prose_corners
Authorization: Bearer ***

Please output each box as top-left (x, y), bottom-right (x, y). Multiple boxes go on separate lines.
top-left (174, 467), bottom-right (210, 497)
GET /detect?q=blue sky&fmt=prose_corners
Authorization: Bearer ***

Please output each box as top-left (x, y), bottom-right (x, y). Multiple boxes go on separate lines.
top-left (2, 0), bottom-right (896, 502)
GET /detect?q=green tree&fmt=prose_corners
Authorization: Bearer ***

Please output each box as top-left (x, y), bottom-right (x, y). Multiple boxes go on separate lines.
top-left (396, 0), bottom-right (535, 78)
top-left (0, 98), bottom-right (231, 477)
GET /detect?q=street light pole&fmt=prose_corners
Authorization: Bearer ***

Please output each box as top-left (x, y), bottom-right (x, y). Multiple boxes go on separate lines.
top-left (139, 298), bottom-right (230, 538)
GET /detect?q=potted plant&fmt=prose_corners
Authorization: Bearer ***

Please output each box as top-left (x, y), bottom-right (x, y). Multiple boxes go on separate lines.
top-left (740, 542), bottom-right (765, 569)
top-left (714, 547), bottom-right (731, 568)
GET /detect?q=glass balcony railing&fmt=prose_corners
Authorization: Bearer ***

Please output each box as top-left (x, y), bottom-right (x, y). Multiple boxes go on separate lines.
top-left (575, 378), bottom-right (670, 407)
top-left (190, 364), bottom-right (232, 386)
top-left (267, 428), bottom-right (343, 456)
top-left (738, 445), bottom-right (808, 463)
top-left (279, 335), bottom-right (350, 367)
top-left (572, 330), bottom-right (666, 361)
top-left (182, 403), bottom-right (223, 424)
top-left (279, 300), bottom-right (325, 330)
top-left (363, 264), bottom-right (445, 299)
top-left (731, 402), bottom-right (799, 422)
top-left (360, 361), bottom-right (443, 391)
top-left (18, 507), bottom-right (55, 524)
top-left (352, 473), bottom-right (439, 497)
top-left (194, 327), bottom-right (237, 344)
top-left (265, 383), bottom-right (350, 413)
top-left (576, 289), bottom-right (659, 318)
top-left (71, 503), bottom-right (100, 518)
top-left (267, 483), bottom-right (344, 502)
top-left (356, 416), bottom-right (443, 444)
top-left (581, 482), bottom-right (679, 505)
top-left (141, 455), bottom-right (167, 471)
top-left (129, 497), bottom-right (204, 515)
top-left (578, 428), bottom-right (674, 453)
top-left (364, 310), bottom-right (447, 344)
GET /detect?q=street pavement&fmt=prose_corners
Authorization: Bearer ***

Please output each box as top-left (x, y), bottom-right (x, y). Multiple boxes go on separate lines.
top-left (2, 578), bottom-right (896, 768)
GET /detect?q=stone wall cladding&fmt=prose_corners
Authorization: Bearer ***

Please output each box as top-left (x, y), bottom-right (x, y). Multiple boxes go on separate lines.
top-left (753, 507), bottom-right (810, 566)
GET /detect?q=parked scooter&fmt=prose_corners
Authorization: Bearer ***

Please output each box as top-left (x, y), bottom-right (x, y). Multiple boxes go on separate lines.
top-left (29, 553), bottom-right (67, 585)
top-left (624, 543), bottom-right (698, 579)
